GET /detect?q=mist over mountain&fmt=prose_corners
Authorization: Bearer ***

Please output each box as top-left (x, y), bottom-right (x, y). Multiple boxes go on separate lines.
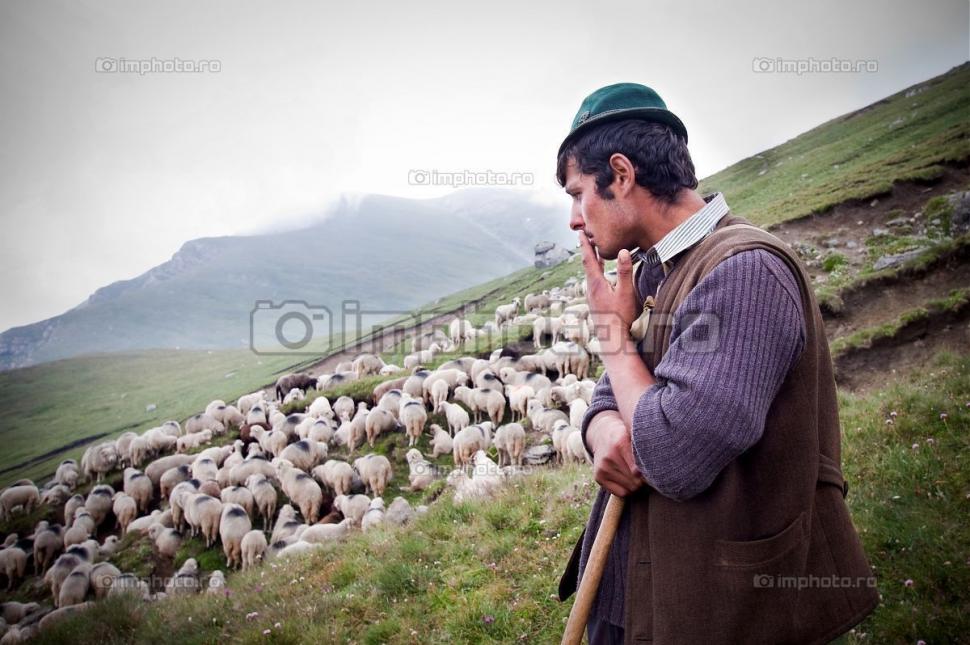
top-left (0, 188), bottom-right (574, 370)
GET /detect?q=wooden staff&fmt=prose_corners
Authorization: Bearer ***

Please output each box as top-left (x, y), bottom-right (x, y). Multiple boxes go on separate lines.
top-left (561, 494), bottom-right (626, 645)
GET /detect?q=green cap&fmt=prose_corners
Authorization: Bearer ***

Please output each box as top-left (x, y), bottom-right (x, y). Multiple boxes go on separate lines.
top-left (557, 82), bottom-right (688, 158)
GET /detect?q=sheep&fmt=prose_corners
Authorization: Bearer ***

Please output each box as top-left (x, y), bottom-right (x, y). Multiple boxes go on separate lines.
top-left (332, 396), bottom-right (355, 422)
top-left (495, 298), bottom-right (521, 327)
top-left (275, 373), bottom-right (317, 401)
top-left (364, 407), bottom-right (397, 448)
top-left (219, 504), bottom-right (252, 569)
top-left (205, 399), bottom-right (227, 422)
top-left (57, 561), bottom-right (93, 607)
top-left (145, 454), bottom-right (196, 488)
top-left (44, 553), bottom-right (82, 601)
top-left (183, 493), bottom-right (222, 547)
top-left (89, 561), bottom-right (121, 599)
top-left (159, 465), bottom-right (192, 501)
top-left (40, 483), bottom-right (72, 507)
top-left (448, 317), bottom-right (475, 345)
top-left (111, 492), bottom-right (138, 535)
top-left (237, 391), bottom-right (265, 415)
top-left (80, 442), bottom-right (119, 482)
top-left (385, 497), bottom-right (416, 526)
top-left (245, 474), bottom-right (277, 531)
top-left (228, 456), bottom-right (276, 486)
top-left (306, 419), bottom-right (335, 444)
top-left (506, 384), bottom-right (535, 421)
top-left (276, 460), bottom-right (323, 524)
top-left (99, 535), bottom-right (120, 558)
top-left (207, 570), bottom-right (227, 594)
top-left (279, 440), bottom-right (328, 472)
top-left (379, 364), bottom-right (403, 375)
top-left (569, 398), bottom-right (589, 429)
top-left (125, 510), bottom-right (166, 536)
top-left (494, 423), bottom-right (526, 467)
top-left (411, 329), bottom-right (449, 352)
top-left (307, 396), bottom-right (334, 420)
top-left (54, 460), bottom-right (81, 489)
top-left (167, 558), bottom-right (201, 596)
top-left (177, 428), bottom-right (213, 453)
top-left (453, 424), bottom-right (492, 467)
top-left (429, 424), bottom-right (454, 459)
top-left (282, 388), bottom-right (305, 406)
top-left (123, 468), bottom-right (153, 514)
top-left (378, 389), bottom-right (403, 418)
top-left (448, 450), bottom-right (505, 503)
top-left (1, 601), bottom-right (40, 625)
top-left (399, 398), bottom-right (428, 447)
top-left (532, 315), bottom-right (563, 348)
top-left (353, 353), bottom-right (385, 377)
top-left (128, 435), bottom-right (152, 467)
top-left (318, 371), bottom-right (359, 392)
top-left (32, 523), bottom-right (63, 574)
top-left (301, 518), bottom-right (354, 543)
top-left (564, 429), bottom-right (592, 464)
top-left (403, 344), bottom-right (441, 372)
top-left (527, 399), bottom-right (570, 434)
top-left (333, 494), bottom-right (370, 526)
top-left (439, 401), bottom-right (470, 436)
top-left (191, 456), bottom-right (219, 482)
top-left (83, 485), bottom-right (114, 528)
top-left (0, 544), bottom-right (27, 591)
top-left (241, 530), bottom-right (268, 570)
top-left (313, 460), bottom-right (354, 497)
top-left (0, 485), bottom-right (39, 520)
top-left (361, 498), bottom-right (385, 532)
top-left (108, 573), bottom-right (150, 600)
top-left (403, 449), bottom-right (435, 491)
top-left (476, 388), bottom-right (506, 426)
top-left (148, 524), bottom-right (182, 559)
top-left (524, 292), bottom-right (551, 312)
top-left (219, 485), bottom-right (255, 518)
top-left (429, 378), bottom-right (450, 413)
top-left (353, 454), bottom-right (393, 497)
top-left (269, 505), bottom-right (304, 544)
top-left (184, 413), bottom-right (225, 436)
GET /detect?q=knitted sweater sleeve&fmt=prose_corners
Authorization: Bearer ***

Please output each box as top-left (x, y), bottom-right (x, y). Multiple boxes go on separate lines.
top-left (581, 249), bottom-right (806, 501)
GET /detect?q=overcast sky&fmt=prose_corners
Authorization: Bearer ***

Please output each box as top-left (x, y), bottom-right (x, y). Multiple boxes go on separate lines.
top-left (0, 0), bottom-right (967, 332)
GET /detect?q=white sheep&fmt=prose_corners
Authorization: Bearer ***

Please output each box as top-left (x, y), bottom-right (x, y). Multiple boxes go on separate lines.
top-left (494, 298), bottom-right (521, 327)
top-left (313, 460), bottom-right (354, 497)
top-left (399, 398), bottom-right (428, 447)
top-left (404, 449), bottom-right (435, 491)
top-left (245, 474), bottom-right (277, 530)
top-left (302, 518), bottom-right (354, 543)
top-left (241, 530), bottom-right (268, 570)
top-left (364, 408), bottom-right (397, 448)
top-left (353, 454), bottom-right (393, 497)
top-left (333, 494), bottom-right (370, 526)
top-left (89, 561), bottom-right (121, 599)
top-left (352, 353), bottom-right (386, 377)
top-left (0, 544), bottom-right (27, 591)
top-left (452, 425), bottom-right (491, 467)
top-left (564, 428), bottom-right (593, 464)
top-left (279, 440), bottom-right (328, 472)
top-left (207, 570), bottom-right (227, 594)
top-left (439, 401), bottom-right (470, 436)
top-left (57, 561), bottom-right (93, 608)
top-left (111, 492), bottom-right (138, 535)
top-left (183, 493), bottom-right (222, 547)
top-left (0, 485), bottom-right (39, 520)
top-left (361, 498), bottom-right (385, 532)
top-left (385, 497), bottom-right (416, 526)
top-left (276, 460), bottom-right (323, 524)
top-left (494, 423), bottom-right (526, 467)
top-left (429, 424), bottom-right (454, 459)
top-left (167, 558), bottom-right (201, 596)
top-left (219, 503), bottom-right (252, 569)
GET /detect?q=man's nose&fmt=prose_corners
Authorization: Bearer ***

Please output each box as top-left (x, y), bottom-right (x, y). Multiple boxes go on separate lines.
top-left (569, 209), bottom-right (584, 231)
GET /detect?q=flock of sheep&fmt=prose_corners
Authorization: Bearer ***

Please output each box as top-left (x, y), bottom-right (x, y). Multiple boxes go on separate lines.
top-left (0, 272), bottom-right (601, 643)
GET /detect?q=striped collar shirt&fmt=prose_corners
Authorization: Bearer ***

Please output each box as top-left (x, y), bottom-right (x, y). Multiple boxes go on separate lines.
top-left (632, 192), bottom-right (730, 274)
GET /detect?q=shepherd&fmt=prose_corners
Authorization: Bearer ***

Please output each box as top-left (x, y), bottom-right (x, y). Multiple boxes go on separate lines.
top-left (556, 83), bottom-right (879, 644)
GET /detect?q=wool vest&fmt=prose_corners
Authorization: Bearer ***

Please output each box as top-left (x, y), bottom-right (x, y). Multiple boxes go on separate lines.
top-left (609, 213), bottom-right (877, 643)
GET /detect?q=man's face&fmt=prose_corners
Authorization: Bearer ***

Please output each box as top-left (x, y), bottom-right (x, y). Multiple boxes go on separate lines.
top-left (564, 157), bottom-right (630, 261)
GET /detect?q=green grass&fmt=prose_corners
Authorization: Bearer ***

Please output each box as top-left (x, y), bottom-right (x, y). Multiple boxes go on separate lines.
top-left (830, 287), bottom-right (970, 356)
top-left (700, 63), bottom-right (970, 228)
top-left (28, 349), bottom-right (970, 644)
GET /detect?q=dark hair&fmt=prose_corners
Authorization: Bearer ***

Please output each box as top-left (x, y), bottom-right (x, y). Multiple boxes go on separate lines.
top-left (556, 119), bottom-right (698, 204)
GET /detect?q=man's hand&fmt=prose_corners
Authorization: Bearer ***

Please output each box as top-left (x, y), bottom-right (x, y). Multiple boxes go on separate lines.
top-left (587, 410), bottom-right (645, 497)
top-left (578, 232), bottom-right (639, 356)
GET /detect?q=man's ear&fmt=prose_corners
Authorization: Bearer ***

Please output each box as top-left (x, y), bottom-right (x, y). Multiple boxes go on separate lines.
top-left (608, 153), bottom-right (636, 197)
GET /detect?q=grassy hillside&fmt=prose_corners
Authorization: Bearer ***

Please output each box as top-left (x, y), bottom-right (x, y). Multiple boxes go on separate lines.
top-left (701, 62), bottom-right (970, 227)
top-left (31, 349), bottom-right (970, 645)
top-left (0, 258), bottom-right (585, 487)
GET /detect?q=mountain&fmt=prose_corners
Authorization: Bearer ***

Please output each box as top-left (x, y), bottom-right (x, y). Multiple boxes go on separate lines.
top-left (0, 189), bottom-right (575, 370)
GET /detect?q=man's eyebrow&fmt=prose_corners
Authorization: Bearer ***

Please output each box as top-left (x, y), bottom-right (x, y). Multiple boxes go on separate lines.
top-left (564, 183), bottom-right (579, 194)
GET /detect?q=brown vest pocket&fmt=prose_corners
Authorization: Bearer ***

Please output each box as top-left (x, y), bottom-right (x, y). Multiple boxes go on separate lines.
top-left (714, 511), bottom-right (808, 569)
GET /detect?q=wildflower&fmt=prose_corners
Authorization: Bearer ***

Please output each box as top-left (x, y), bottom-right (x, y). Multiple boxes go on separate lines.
top-left (939, 412), bottom-right (948, 421)
top-left (911, 443), bottom-right (919, 450)
top-left (483, 615), bottom-right (495, 625)
top-left (904, 579), bottom-right (914, 588)
top-left (263, 629), bottom-right (271, 635)
top-left (246, 612), bottom-right (259, 621)
top-left (274, 622), bottom-right (281, 629)
top-left (926, 438), bottom-right (935, 445)
top-left (889, 410), bottom-right (898, 418)
top-left (885, 419), bottom-right (894, 426)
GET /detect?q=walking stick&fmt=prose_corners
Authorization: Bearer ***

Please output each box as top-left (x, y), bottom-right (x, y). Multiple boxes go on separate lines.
top-left (561, 493), bottom-right (626, 645)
